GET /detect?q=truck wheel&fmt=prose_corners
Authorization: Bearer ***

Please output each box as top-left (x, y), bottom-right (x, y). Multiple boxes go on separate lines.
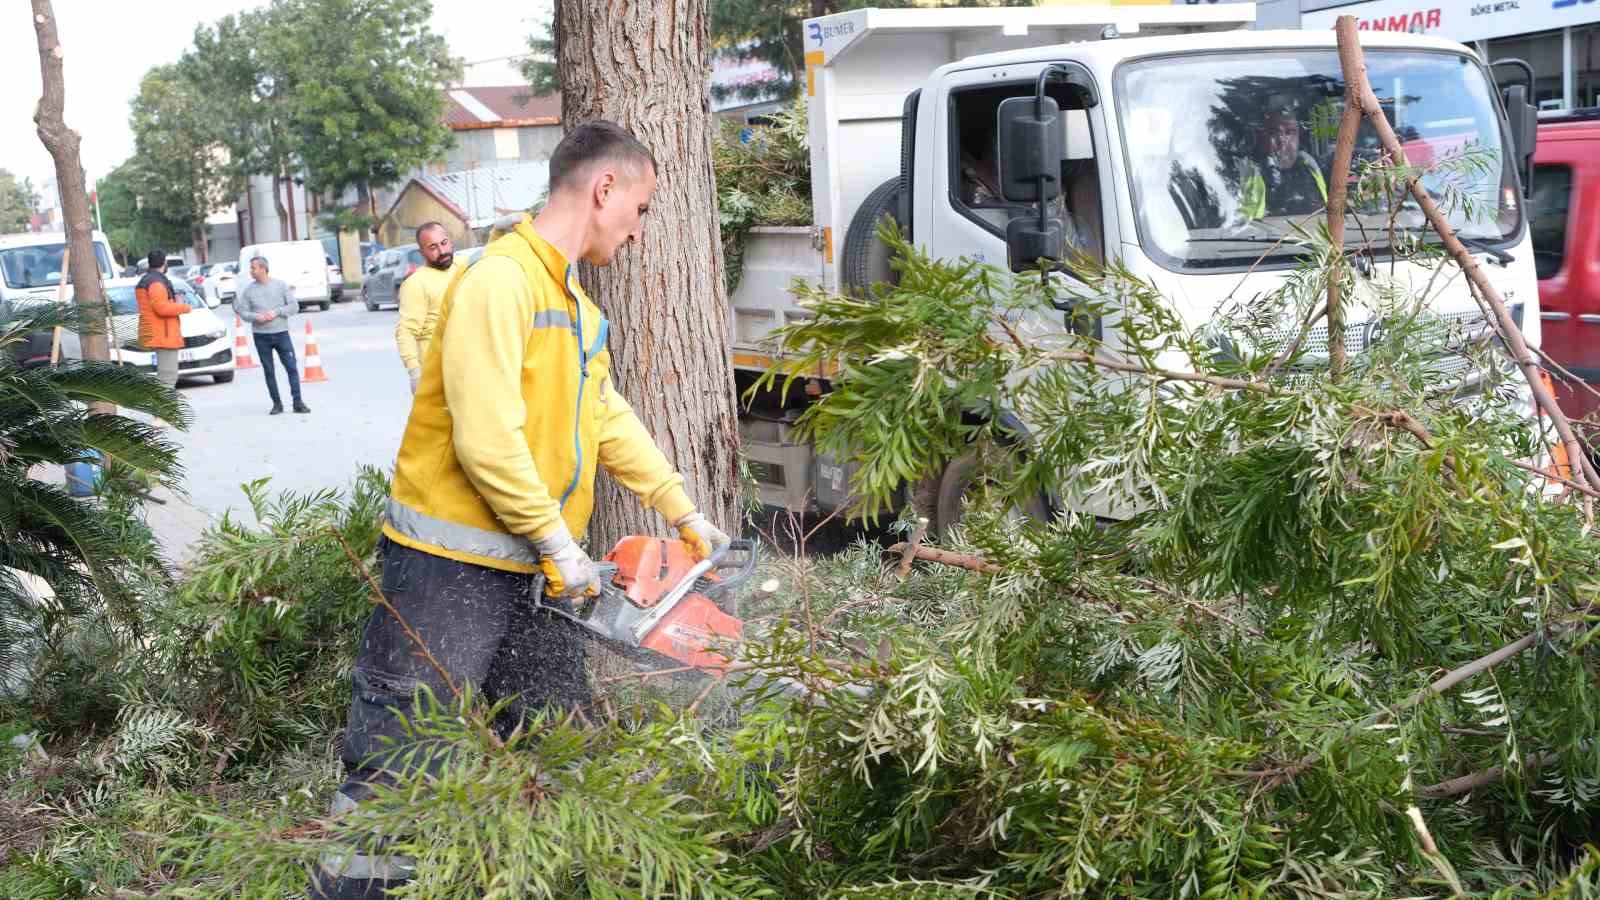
top-left (319, 301), bottom-right (330, 311)
top-left (932, 452), bottom-right (1049, 538)
top-left (842, 177), bottom-right (903, 297)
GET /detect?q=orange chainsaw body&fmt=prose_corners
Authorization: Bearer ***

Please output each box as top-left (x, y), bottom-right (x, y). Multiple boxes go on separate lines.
top-left (603, 536), bottom-right (744, 673)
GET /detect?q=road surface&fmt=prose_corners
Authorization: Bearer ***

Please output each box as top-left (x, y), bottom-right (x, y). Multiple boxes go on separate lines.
top-left (149, 298), bottom-right (411, 551)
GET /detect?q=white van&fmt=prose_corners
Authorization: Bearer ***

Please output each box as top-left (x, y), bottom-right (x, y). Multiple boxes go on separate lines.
top-left (0, 230), bottom-right (118, 306)
top-left (237, 240), bottom-right (332, 311)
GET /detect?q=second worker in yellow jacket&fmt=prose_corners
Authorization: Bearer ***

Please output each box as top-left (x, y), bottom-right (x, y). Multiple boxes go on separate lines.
top-left (394, 222), bottom-right (466, 393)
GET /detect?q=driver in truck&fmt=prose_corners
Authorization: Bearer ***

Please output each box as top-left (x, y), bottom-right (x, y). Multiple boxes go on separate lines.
top-left (1239, 103), bottom-right (1328, 221)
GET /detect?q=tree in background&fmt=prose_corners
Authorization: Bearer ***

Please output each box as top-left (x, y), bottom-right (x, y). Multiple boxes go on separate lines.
top-left (556, 0), bottom-right (742, 548)
top-left (95, 162), bottom-right (192, 266)
top-left (127, 65), bottom-right (240, 264)
top-left (182, 8), bottom-right (300, 241)
top-left (518, 17), bottom-right (560, 96)
top-left (273, 0), bottom-right (458, 244)
top-left (0, 170), bottom-right (41, 233)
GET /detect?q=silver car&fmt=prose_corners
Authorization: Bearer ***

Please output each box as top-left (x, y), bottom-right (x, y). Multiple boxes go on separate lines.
top-left (361, 247), bottom-right (425, 311)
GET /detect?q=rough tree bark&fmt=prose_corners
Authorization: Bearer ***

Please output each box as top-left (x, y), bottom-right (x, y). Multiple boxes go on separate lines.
top-left (30, 0), bottom-right (111, 388)
top-left (556, 0), bottom-right (743, 550)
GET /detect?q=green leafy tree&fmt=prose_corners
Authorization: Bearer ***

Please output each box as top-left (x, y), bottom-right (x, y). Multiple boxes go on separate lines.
top-left (127, 64), bottom-right (241, 263)
top-left (182, 7), bottom-right (301, 242)
top-left (0, 169), bottom-right (40, 233)
top-left (518, 17), bottom-right (559, 96)
top-left (273, 0), bottom-right (459, 241)
top-left (96, 162), bottom-right (196, 267)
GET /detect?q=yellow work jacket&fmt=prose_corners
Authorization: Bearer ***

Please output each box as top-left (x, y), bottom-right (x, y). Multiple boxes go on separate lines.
top-left (394, 258), bottom-right (466, 370)
top-left (383, 218), bottom-right (696, 573)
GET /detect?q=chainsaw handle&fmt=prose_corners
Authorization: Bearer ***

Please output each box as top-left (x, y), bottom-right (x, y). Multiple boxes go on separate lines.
top-left (703, 539), bottom-right (758, 593)
top-left (530, 562), bottom-right (620, 618)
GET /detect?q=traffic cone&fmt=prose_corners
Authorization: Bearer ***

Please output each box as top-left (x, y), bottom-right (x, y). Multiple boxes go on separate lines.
top-left (301, 320), bottom-right (328, 383)
top-left (233, 316), bottom-right (257, 369)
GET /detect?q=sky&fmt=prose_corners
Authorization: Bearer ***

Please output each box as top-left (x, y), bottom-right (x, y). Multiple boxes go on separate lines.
top-left (0, 1), bottom-right (550, 197)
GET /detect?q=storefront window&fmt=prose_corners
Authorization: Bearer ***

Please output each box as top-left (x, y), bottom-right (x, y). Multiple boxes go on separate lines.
top-left (1577, 24), bottom-right (1600, 109)
top-left (1485, 29), bottom-right (1567, 110)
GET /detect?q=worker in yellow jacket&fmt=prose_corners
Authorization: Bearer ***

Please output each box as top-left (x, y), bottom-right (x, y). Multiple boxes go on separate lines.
top-left (393, 221), bottom-right (466, 393)
top-left (311, 122), bottom-right (732, 900)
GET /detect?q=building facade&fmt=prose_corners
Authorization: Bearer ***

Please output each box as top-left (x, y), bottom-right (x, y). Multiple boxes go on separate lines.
top-left (1261, 0), bottom-right (1600, 111)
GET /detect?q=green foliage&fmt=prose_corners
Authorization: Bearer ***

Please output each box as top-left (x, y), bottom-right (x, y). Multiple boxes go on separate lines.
top-left (127, 64), bottom-right (242, 259)
top-left (0, 170), bottom-right (40, 234)
top-left (715, 100), bottom-right (812, 294)
top-left (95, 162), bottom-right (192, 265)
top-left (13, 150), bottom-right (1600, 896)
top-left (273, 0), bottom-right (460, 197)
top-left (519, 15), bottom-right (560, 96)
top-left (181, 7), bottom-right (301, 228)
top-left (0, 302), bottom-right (187, 708)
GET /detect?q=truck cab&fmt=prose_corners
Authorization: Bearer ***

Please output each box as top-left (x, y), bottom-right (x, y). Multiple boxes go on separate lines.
top-left (1531, 109), bottom-right (1600, 426)
top-left (731, 7), bottom-right (1543, 522)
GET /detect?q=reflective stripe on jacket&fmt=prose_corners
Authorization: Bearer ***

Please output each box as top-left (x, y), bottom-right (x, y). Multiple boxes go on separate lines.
top-left (383, 217), bottom-right (695, 574)
top-left (135, 271), bottom-right (191, 350)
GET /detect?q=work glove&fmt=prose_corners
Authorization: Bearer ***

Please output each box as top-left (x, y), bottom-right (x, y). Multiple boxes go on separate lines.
top-left (535, 527), bottom-right (600, 600)
top-left (408, 367), bottom-right (421, 394)
top-left (674, 511), bottom-right (731, 561)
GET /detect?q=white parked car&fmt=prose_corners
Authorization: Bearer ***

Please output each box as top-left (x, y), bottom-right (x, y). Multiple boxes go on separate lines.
top-left (208, 261), bottom-right (239, 303)
top-left (59, 276), bottom-right (235, 384)
top-left (326, 255), bottom-right (344, 302)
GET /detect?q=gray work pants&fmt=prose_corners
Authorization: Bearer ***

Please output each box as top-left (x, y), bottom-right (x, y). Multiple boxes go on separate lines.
top-left (154, 349), bottom-right (179, 388)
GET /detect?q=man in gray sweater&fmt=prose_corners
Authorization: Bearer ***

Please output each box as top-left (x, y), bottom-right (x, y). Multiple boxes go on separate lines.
top-left (235, 255), bottom-right (311, 415)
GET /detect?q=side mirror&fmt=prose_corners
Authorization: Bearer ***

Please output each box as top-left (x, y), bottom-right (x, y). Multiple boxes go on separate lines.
top-left (1502, 83), bottom-right (1538, 195)
top-left (998, 94), bottom-right (1067, 272)
top-left (998, 94), bottom-right (1065, 204)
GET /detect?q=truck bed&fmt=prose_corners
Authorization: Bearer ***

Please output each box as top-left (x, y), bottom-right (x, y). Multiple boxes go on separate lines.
top-left (729, 226), bottom-right (825, 374)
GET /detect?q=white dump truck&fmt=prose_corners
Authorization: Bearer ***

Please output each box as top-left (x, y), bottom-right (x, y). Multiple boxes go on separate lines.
top-left (730, 4), bottom-right (1545, 528)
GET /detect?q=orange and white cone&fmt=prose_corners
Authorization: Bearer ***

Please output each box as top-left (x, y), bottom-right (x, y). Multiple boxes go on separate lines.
top-left (233, 316), bottom-right (257, 369)
top-left (301, 320), bottom-right (328, 383)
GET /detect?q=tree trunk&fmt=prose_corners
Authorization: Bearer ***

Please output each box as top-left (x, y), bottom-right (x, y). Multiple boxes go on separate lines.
top-left (356, 180), bottom-right (374, 244)
top-left (30, 0), bottom-right (111, 397)
top-left (193, 223), bottom-right (209, 264)
top-left (270, 174), bottom-right (288, 241)
top-left (284, 170), bottom-right (298, 241)
top-left (556, 0), bottom-right (742, 550)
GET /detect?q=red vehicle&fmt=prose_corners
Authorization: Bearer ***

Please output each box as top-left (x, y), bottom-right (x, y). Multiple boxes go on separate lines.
top-left (1533, 109), bottom-right (1600, 426)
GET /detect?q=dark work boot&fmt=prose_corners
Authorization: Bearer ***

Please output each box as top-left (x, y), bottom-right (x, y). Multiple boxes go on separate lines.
top-left (293, 401), bottom-right (312, 414)
top-left (307, 869), bottom-right (410, 900)
top-left (269, 403), bottom-right (284, 415)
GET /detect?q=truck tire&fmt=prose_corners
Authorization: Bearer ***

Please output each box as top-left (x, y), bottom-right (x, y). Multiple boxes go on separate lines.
top-left (931, 452), bottom-right (1050, 538)
top-left (842, 177), bottom-right (903, 297)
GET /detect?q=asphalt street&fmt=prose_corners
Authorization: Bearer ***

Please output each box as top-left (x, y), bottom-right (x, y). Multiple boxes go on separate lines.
top-left (149, 297), bottom-right (411, 548)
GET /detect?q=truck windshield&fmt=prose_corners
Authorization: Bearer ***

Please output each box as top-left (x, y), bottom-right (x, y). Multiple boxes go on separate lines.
top-left (1117, 50), bottom-right (1520, 271)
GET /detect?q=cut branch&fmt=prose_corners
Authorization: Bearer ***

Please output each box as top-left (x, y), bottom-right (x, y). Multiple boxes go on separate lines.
top-left (1324, 53), bottom-right (1364, 381)
top-left (887, 544), bottom-right (1002, 574)
top-left (1333, 15), bottom-right (1600, 493)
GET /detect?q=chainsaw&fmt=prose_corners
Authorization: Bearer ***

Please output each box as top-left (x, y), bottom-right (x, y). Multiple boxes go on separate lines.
top-left (534, 537), bottom-right (757, 673)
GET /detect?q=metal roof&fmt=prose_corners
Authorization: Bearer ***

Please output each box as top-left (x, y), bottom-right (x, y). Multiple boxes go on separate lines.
top-left (441, 86), bottom-right (561, 130)
top-left (406, 161), bottom-right (550, 229)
